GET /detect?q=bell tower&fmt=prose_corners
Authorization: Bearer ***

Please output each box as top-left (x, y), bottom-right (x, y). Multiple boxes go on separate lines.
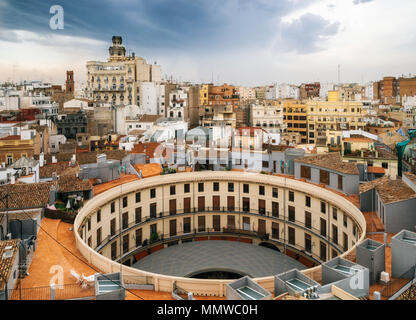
top-left (66, 71), bottom-right (74, 95)
top-left (109, 36), bottom-right (126, 61)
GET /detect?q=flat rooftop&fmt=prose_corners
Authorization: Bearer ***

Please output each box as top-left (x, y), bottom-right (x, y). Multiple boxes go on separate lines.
top-left (133, 240), bottom-right (306, 278)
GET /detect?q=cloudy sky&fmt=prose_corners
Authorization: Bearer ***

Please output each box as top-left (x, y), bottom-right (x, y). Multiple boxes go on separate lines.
top-left (0, 0), bottom-right (415, 86)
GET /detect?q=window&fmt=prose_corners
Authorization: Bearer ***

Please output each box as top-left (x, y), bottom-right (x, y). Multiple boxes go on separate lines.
top-left (243, 184), bottom-right (249, 193)
top-left (343, 214), bottom-right (348, 228)
top-left (259, 185), bottom-right (265, 196)
top-left (301, 166), bottom-right (311, 180)
top-left (198, 183), bottom-right (204, 192)
top-left (272, 222), bottom-right (279, 240)
top-left (122, 212), bottom-right (128, 230)
top-left (305, 234), bottom-right (312, 253)
top-left (332, 225), bottom-right (338, 245)
top-left (272, 202), bottom-right (279, 217)
top-left (320, 170), bottom-right (330, 185)
top-left (123, 196), bottom-right (128, 208)
top-left (150, 203), bottom-right (157, 219)
top-left (87, 218), bottom-right (91, 231)
top-left (97, 210), bottom-right (101, 223)
top-left (288, 206), bottom-right (295, 222)
top-left (136, 192), bottom-right (141, 203)
top-left (333, 207), bottom-right (338, 220)
top-left (343, 233), bottom-right (348, 251)
top-left (97, 227), bottom-right (102, 246)
top-left (258, 199), bottom-right (266, 215)
top-left (184, 184), bottom-right (190, 193)
top-left (123, 234), bottom-right (129, 254)
top-left (382, 162), bottom-right (389, 169)
top-left (136, 229), bottom-right (142, 247)
top-left (198, 216), bottom-right (206, 232)
top-left (305, 212), bottom-right (312, 229)
top-left (111, 202), bottom-right (115, 213)
top-left (213, 182), bottom-right (219, 192)
top-left (184, 217), bottom-right (191, 234)
top-left (110, 218), bottom-right (116, 236)
top-left (272, 188), bottom-right (278, 198)
top-left (338, 175), bottom-right (343, 190)
top-left (320, 242), bottom-right (327, 261)
top-left (289, 191), bottom-right (294, 202)
top-left (321, 201), bottom-right (326, 214)
top-left (170, 185), bottom-right (176, 195)
top-left (111, 242), bottom-right (117, 260)
top-left (150, 224), bottom-right (157, 238)
top-left (320, 218), bottom-right (327, 237)
top-left (288, 227), bottom-right (295, 245)
top-left (150, 189), bottom-right (156, 199)
top-left (228, 183), bottom-right (234, 192)
top-left (135, 207), bottom-right (142, 224)
top-left (305, 196), bottom-right (311, 208)
top-left (262, 161), bottom-right (269, 168)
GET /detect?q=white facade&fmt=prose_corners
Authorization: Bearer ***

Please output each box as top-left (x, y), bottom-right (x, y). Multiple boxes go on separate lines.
top-left (276, 84), bottom-right (300, 100)
top-left (21, 93), bottom-right (58, 116)
top-left (320, 83), bottom-right (336, 99)
top-left (0, 90), bottom-right (20, 111)
top-left (138, 82), bottom-right (165, 116)
top-left (364, 82), bottom-right (374, 100)
top-left (49, 134), bottom-right (67, 153)
top-left (237, 87), bottom-right (256, 100)
top-left (150, 119), bottom-right (188, 143)
top-left (167, 88), bottom-right (187, 120)
top-left (64, 98), bottom-right (93, 111)
top-left (402, 95), bottom-right (416, 108)
top-left (250, 104), bottom-right (286, 134)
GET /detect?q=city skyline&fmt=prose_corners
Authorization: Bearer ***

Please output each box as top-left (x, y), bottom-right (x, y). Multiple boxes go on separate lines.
top-left (0, 0), bottom-right (415, 86)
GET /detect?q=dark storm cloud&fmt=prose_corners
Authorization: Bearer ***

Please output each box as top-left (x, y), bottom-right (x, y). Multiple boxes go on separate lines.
top-left (0, 0), bottom-right (318, 51)
top-left (277, 13), bottom-right (340, 54)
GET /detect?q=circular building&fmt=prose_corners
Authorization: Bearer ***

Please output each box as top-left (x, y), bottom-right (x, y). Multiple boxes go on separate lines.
top-left (74, 171), bottom-right (366, 296)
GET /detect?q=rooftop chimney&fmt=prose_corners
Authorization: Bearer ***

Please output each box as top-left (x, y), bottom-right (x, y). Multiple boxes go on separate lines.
top-left (52, 156), bottom-right (57, 164)
top-left (97, 154), bottom-right (107, 163)
top-left (39, 152), bottom-right (45, 167)
top-left (10, 175), bottom-right (15, 185)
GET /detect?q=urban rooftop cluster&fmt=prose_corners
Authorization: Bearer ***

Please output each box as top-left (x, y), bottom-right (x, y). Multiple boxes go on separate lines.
top-left (0, 36), bottom-right (416, 301)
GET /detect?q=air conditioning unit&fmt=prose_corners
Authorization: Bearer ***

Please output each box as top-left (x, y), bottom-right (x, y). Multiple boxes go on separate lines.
top-left (6, 233), bottom-right (12, 240)
top-left (380, 271), bottom-right (390, 284)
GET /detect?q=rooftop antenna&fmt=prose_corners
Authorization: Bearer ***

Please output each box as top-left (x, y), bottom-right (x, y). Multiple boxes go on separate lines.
top-left (338, 64), bottom-right (341, 85)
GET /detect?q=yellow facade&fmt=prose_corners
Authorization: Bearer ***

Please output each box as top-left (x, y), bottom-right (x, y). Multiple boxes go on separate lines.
top-left (306, 91), bottom-right (365, 144)
top-left (199, 84), bottom-right (210, 106)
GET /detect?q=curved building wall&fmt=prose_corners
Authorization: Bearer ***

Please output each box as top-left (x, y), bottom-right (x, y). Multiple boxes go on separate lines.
top-left (74, 172), bottom-right (366, 296)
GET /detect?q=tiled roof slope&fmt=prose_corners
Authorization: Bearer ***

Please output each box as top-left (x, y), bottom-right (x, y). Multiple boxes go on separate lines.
top-left (0, 239), bottom-right (20, 291)
top-left (295, 152), bottom-right (359, 175)
top-left (0, 182), bottom-right (56, 210)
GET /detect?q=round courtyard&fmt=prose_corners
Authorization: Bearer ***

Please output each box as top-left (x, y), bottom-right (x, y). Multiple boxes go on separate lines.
top-left (132, 240), bottom-right (306, 278)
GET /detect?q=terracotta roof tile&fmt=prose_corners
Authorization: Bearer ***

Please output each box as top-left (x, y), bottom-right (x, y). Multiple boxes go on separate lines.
top-left (295, 152), bottom-right (359, 175)
top-left (0, 239), bottom-right (20, 291)
top-left (403, 172), bottom-right (416, 185)
top-left (57, 175), bottom-right (92, 193)
top-left (39, 162), bottom-right (79, 179)
top-left (133, 163), bottom-right (163, 178)
top-left (0, 182), bottom-right (56, 211)
top-left (360, 176), bottom-right (416, 204)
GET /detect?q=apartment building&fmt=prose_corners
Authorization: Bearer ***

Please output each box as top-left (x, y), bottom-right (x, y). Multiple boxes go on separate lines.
top-left (208, 84), bottom-right (240, 108)
top-left (237, 86), bottom-right (256, 101)
top-left (250, 103), bottom-right (286, 134)
top-left (283, 101), bottom-right (308, 143)
top-left (306, 91), bottom-right (365, 144)
top-left (85, 36), bottom-right (162, 106)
